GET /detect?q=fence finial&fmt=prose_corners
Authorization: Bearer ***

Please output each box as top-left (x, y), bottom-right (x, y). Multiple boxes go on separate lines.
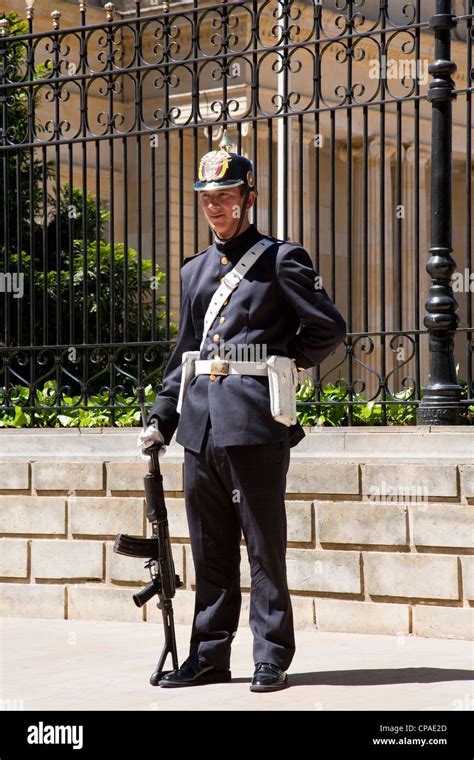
top-left (78, 1), bottom-right (87, 13)
top-left (51, 10), bottom-right (61, 30)
top-left (219, 129), bottom-right (234, 153)
top-left (163, 1), bottom-right (169, 11)
top-left (0, 17), bottom-right (10, 36)
top-left (104, 2), bottom-right (114, 22)
top-left (25, 0), bottom-right (35, 21)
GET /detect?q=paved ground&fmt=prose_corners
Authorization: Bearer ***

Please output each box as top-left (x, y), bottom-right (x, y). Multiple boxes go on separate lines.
top-left (1, 618), bottom-right (473, 711)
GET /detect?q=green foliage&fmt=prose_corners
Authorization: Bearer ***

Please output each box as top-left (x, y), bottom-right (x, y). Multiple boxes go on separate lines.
top-left (0, 381), bottom-right (157, 428)
top-left (1, 378), bottom-right (472, 428)
top-left (2, 12), bottom-right (175, 354)
top-left (0, 12), bottom-right (55, 249)
top-left (55, 182), bottom-right (110, 245)
top-left (296, 376), bottom-right (473, 427)
top-left (7, 182), bottom-right (173, 348)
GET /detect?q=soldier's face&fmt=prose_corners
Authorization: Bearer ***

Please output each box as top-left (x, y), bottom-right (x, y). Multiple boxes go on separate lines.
top-left (199, 187), bottom-right (254, 238)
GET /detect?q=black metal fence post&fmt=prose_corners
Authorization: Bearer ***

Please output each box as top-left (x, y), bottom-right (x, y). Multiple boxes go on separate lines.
top-left (0, 16), bottom-right (10, 351)
top-left (417, 0), bottom-right (464, 425)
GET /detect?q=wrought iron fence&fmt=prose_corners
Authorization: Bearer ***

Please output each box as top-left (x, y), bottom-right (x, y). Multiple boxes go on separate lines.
top-left (0, 0), bottom-right (473, 426)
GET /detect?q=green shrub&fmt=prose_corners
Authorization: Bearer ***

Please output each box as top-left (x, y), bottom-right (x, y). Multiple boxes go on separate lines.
top-left (1, 377), bottom-right (472, 428)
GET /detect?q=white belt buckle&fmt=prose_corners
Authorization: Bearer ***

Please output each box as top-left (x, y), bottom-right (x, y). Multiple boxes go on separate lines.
top-left (223, 271), bottom-right (240, 289)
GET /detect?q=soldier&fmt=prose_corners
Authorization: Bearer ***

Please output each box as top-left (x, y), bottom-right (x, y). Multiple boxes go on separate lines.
top-left (138, 132), bottom-right (347, 692)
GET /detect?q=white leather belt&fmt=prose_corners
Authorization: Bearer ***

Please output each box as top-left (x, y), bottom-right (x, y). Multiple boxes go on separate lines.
top-left (194, 359), bottom-right (268, 377)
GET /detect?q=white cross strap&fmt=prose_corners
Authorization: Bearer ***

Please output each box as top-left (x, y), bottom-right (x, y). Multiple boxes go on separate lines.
top-left (200, 237), bottom-right (274, 351)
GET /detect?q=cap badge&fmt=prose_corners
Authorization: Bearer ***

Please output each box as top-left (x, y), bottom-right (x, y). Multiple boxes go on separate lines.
top-left (198, 150), bottom-right (231, 182)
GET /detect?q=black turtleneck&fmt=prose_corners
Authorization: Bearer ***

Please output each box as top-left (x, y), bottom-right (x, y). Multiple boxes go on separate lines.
top-left (213, 223), bottom-right (263, 259)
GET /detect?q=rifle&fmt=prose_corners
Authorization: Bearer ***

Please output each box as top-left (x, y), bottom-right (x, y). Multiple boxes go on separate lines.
top-left (113, 387), bottom-right (183, 685)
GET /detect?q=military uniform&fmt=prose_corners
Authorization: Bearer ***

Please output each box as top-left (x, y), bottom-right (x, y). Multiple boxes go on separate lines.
top-left (148, 143), bottom-right (347, 676)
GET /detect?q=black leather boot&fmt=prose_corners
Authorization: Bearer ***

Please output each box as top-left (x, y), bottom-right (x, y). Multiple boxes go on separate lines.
top-left (250, 662), bottom-right (288, 692)
top-left (158, 655), bottom-right (232, 687)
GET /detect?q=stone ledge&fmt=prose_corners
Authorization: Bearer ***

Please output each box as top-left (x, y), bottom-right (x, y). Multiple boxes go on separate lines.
top-left (0, 426), bottom-right (473, 461)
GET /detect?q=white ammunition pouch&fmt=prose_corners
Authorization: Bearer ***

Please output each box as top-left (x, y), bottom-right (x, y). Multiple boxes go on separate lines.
top-left (266, 355), bottom-right (298, 427)
top-left (176, 350), bottom-right (200, 415)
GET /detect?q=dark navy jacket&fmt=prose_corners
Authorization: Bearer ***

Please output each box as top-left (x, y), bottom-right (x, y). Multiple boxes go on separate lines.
top-left (148, 223), bottom-right (347, 453)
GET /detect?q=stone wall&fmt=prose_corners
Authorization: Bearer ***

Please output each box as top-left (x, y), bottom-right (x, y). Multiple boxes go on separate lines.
top-left (0, 453), bottom-right (473, 640)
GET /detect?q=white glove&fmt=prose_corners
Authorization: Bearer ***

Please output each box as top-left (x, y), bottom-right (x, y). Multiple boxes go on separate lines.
top-left (137, 421), bottom-right (167, 461)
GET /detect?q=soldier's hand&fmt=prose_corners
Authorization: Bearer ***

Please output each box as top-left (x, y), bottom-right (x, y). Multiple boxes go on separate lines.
top-left (137, 421), bottom-right (167, 460)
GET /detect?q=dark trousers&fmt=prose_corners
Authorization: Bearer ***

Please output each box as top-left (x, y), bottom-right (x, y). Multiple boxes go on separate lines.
top-left (183, 418), bottom-right (296, 671)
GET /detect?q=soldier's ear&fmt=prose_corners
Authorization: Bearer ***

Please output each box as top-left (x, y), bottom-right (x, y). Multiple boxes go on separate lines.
top-left (246, 191), bottom-right (256, 210)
